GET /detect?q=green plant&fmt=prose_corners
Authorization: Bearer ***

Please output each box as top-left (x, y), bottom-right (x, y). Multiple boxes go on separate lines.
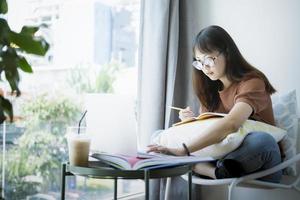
top-left (0, 0), bottom-right (49, 123)
top-left (1, 94), bottom-right (80, 198)
top-left (68, 61), bottom-right (122, 94)
top-left (95, 61), bottom-right (121, 93)
top-left (21, 94), bottom-right (80, 135)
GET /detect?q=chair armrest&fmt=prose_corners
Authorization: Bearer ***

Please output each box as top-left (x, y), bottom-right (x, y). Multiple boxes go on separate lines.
top-left (238, 153), bottom-right (300, 182)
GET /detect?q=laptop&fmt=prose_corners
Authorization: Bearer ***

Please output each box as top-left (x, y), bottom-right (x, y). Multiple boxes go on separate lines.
top-left (85, 93), bottom-right (139, 155)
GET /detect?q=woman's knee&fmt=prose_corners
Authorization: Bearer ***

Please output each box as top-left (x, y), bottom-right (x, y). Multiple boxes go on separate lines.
top-left (247, 131), bottom-right (275, 142)
top-left (222, 131), bottom-right (282, 180)
top-left (243, 132), bottom-right (279, 151)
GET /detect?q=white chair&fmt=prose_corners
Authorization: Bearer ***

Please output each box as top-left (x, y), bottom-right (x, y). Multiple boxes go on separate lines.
top-left (174, 91), bottom-right (300, 200)
top-left (181, 152), bottom-right (300, 200)
top-left (178, 117), bottom-right (300, 200)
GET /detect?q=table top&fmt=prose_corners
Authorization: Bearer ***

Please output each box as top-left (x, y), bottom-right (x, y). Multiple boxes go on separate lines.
top-left (65, 161), bottom-right (192, 179)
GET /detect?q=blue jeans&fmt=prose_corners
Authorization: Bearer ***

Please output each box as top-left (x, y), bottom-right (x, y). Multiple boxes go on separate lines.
top-left (217, 132), bottom-right (282, 183)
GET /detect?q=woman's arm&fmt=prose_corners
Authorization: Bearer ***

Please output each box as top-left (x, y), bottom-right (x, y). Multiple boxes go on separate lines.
top-left (147, 102), bottom-right (253, 155)
top-left (188, 102), bottom-right (253, 152)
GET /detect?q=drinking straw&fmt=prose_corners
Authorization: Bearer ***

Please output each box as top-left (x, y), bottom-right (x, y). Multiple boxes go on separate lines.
top-left (78, 110), bottom-right (87, 135)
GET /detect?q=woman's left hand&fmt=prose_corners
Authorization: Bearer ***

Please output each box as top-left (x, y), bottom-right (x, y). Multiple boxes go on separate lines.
top-left (147, 144), bottom-right (186, 156)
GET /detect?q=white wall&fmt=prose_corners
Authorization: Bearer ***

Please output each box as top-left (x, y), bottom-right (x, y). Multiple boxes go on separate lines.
top-left (192, 0), bottom-right (300, 113)
top-left (190, 0), bottom-right (300, 199)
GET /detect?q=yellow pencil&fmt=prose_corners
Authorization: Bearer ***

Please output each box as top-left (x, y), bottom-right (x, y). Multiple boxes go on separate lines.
top-left (169, 106), bottom-right (183, 111)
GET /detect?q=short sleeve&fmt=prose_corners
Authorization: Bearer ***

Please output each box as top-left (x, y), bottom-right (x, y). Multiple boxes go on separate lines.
top-left (234, 78), bottom-right (269, 114)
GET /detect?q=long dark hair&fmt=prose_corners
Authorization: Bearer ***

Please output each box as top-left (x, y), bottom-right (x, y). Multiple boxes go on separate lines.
top-left (192, 25), bottom-right (276, 111)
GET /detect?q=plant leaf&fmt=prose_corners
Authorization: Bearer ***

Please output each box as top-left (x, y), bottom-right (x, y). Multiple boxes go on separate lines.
top-left (0, 109), bottom-right (6, 123)
top-left (0, 18), bottom-right (10, 43)
top-left (9, 31), bottom-right (49, 56)
top-left (2, 49), bottom-right (21, 96)
top-left (0, 95), bottom-right (13, 123)
top-left (18, 57), bottom-right (33, 73)
top-left (21, 26), bottom-right (39, 36)
top-left (0, 0), bottom-right (8, 14)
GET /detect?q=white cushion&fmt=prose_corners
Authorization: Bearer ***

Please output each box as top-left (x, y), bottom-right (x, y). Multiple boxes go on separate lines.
top-left (272, 90), bottom-right (299, 176)
top-left (154, 118), bottom-right (286, 159)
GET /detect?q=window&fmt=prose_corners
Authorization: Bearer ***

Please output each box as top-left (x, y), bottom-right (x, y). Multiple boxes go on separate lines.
top-left (1, 0), bottom-right (142, 199)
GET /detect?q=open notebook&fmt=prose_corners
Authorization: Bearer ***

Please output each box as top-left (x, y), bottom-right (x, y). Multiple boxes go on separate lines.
top-left (85, 93), bottom-right (139, 155)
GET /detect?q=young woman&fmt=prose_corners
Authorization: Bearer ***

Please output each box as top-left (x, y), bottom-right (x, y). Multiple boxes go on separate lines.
top-left (147, 25), bottom-right (282, 183)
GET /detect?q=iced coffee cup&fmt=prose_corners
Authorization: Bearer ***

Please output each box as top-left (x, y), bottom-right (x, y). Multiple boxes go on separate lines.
top-left (66, 127), bottom-right (91, 167)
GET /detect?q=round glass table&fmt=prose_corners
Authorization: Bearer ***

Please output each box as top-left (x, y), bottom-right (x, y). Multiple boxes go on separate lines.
top-left (61, 161), bottom-right (193, 200)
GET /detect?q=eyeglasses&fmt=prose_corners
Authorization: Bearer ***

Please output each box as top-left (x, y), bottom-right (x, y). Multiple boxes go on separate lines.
top-left (192, 53), bottom-right (221, 71)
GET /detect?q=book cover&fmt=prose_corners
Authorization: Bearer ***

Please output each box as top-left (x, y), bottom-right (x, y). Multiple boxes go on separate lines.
top-left (172, 112), bottom-right (226, 126)
top-left (91, 152), bottom-right (214, 170)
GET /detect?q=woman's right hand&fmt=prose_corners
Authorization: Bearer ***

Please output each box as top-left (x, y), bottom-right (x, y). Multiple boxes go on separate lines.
top-left (179, 106), bottom-right (195, 121)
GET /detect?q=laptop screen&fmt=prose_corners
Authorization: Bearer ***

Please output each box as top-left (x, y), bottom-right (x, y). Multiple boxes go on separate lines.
top-left (85, 93), bottom-right (138, 155)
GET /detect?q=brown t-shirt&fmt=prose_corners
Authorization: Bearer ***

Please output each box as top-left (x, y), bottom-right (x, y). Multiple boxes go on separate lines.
top-left (201, 78), bottom-right (275, 126)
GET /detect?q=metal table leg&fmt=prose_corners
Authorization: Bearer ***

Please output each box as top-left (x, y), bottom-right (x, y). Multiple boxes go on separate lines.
top-left (144, 170), bottom-right (150, 200)
top-left (188, 166), bottom-right (192, 200)
top-left (114, 178), bottom-right (118, 200)
top-left (61, 163), bottom-right (66, 200)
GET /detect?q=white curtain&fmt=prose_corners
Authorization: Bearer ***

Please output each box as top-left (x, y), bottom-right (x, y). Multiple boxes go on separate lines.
top-left (137, 0), bottom-right (202, 199)
top-left (137, 0), bottom-right (179, 150)
top-left (137, 0), bottom-right (199, 150)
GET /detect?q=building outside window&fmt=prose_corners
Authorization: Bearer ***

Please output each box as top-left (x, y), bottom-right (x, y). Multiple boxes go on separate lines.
top-left (0, 0), bottom-right (142, 199)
